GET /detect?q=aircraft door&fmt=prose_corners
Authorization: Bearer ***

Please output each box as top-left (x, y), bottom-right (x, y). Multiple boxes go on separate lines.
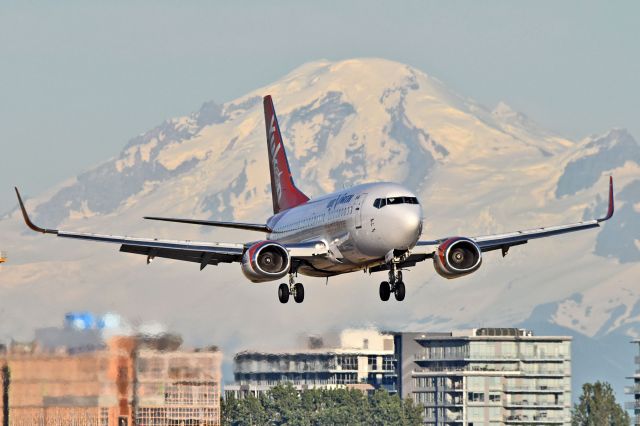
top-left (354, 193), bottom-right (366, 230)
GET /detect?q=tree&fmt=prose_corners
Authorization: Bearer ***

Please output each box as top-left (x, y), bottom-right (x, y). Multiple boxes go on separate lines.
top-left (572, 381), bottom-right (630, 426)
top-left (221, 384), bottom-right (424, 425)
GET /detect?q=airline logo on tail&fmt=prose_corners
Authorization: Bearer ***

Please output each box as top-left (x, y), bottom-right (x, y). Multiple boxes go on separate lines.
top-left (263, 96), bottom-right (309, 214)
top-left (268, 115), bottom-right (283, 202)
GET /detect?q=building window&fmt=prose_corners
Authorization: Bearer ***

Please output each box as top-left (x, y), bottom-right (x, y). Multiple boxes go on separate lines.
top-left (337, 355), bottom-right (357, 370)
top-left (468, 392), bottom-right (485, 402)
top-left (382, 356), bottom-right (394, 370)
top-left (368, 356), bottom-right (377, 370)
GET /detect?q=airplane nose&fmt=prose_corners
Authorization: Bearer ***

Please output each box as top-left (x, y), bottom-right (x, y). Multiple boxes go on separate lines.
top-left (389, 206), bottom-right (422, 249)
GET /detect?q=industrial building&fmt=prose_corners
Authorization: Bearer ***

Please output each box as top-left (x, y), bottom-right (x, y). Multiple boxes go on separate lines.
top-left (395, 329), bottom-right (572, 425)
top-left (225, 329), bottom-right (397, 398)
top-left (626, 339), bottom-right (640, 424)
top-left (0, 313), bottom-right (222, 426)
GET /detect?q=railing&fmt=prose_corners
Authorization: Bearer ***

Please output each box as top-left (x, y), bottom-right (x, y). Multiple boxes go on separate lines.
top-left (625, 401), bottom-right (640, 410)
top-left (504, 400), bottom-right (564, 408)
top-left (414, 353), bottom-right (566, 361)
top-left (520, 368), bottom-right (565, 376)
top-left (504, 385), bottom-right (565, 393)
top-left (626, 385), bottom-right (640, 394)
top-left (505, 416), bottom-right (566, 424)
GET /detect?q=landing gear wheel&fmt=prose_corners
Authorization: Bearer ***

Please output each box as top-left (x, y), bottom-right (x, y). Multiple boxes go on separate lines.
top-left (293, 283), bottom-right (305, 303)
top-left (394, 281), bottom-right (406, 301)
top-left (278, 283), bottom-right (290, 304)
top-left (379, 281), bottom-right (391, 301)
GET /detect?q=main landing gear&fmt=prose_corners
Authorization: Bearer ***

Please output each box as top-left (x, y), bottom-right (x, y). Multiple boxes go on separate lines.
top-left (379, 264), bottom-right (405, 302)
top-left (278, 274), bottom-right (304, 304)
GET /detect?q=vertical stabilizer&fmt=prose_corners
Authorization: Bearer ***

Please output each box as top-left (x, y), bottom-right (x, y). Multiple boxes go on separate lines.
top-left (263, 96), bottom-right (309, 214)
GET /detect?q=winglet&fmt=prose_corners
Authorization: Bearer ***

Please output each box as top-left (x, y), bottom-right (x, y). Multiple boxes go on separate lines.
top-left (597, 176), bottom-right (614, 223)
top-left (14, 187), bottom-right (57, 234)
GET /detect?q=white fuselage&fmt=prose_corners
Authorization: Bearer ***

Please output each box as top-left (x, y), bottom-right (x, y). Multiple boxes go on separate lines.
top-left (266, 182), bottom-right (423, 277)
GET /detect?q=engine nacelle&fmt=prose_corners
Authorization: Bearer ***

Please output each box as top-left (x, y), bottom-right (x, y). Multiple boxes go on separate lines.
top-left (433, 237), bottom-right (482, 279)
top-left (241, 241), bottom-right (291, 283)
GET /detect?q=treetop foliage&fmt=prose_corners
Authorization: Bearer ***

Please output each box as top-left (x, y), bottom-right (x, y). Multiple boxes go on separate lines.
top-left (571, 381), bottom-right (630, 426)
top-left (222, 384), bottom-right (423, 426)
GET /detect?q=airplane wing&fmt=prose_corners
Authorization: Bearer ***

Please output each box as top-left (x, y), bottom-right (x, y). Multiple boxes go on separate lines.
top-left (143, 216), bottom-right (271, 233)
top-left (413, 176), bottom-right (614, 258)
top-left (14, 188), bottom-right (328, 270)
top-left (14, 187), bottom-right (244, 269)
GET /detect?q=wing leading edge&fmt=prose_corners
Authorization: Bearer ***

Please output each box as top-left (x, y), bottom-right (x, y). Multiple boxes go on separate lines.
top-left (414, 176), bottom-right (614, 256)
top-left (15, 187), bottom-right (243, 270)
top-left (143, 216), bottom-right (271, 233)
top-left (14, 188), bottom-right (327, 270)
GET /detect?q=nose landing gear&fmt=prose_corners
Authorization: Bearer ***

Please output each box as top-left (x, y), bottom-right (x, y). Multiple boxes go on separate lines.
top-left (379, 264), bottom-right (405, 302)
top-left (278, 274), bottom-right (305, 304)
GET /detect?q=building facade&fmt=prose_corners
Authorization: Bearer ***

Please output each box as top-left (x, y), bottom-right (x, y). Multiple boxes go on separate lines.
top-left (626, 339), bottom-right (640, 424)
top-left (0, 321), bottom-right (222, 426)
top-left (0, 336), bottom-right (136, 426)
top-left (395, 329), bottom-right (572, 425)
top-left (135, 348), bottom-right (221, 425)
top-left (226, 329), bottom-right (396, 398)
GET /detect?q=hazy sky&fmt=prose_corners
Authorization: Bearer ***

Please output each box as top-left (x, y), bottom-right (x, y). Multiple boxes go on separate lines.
top-left (1, 1), bottom-right (638, 213)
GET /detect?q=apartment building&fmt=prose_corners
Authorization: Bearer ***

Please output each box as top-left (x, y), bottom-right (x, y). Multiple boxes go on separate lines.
top-left (395, 328), bottom-right (572, 425)
top-left (626, 339), bottom-right (640, 424)
top-left (226, 329), bottom-right (396, 398)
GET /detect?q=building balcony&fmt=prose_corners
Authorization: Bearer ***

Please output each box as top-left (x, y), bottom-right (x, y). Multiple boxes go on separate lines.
top-left (504, 401), bottom-right (565, 409)
top-left (420, 402), bottom-right (464, 408)
top-left (414, 354), bottom-right (566, 362)
top-left (626, 385), bottom-right (640, 394)
top-left (625, 401), bottom-right (640, 410)
top-left (505, 416), bottom-right (566, 424)
top-left (424, 416), bottom-right (463, 424)
top-left (520, 370), bottom-right (566, 377)
top-left (424, 414), bottom-right (463, 423)
top-left (504, 386), bottom-right (565, 393)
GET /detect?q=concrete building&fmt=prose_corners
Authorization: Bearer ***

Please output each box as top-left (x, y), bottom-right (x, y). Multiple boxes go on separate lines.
top-left (0, 315), bottom-right (222, 426)
top-left (626, 339), bottom-right (640, 424)
top-left (135, 347), bottom-right (222, 425)
top-left (395, 328), bottom-right (572, 425)
top-left (226, 329), bottom-right (396, 398)
top-left (1, 336), bottom-right (136, 426)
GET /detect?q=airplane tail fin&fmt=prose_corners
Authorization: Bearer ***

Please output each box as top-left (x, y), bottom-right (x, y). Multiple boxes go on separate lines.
top-left (263, 95), bottom-right (309, 214)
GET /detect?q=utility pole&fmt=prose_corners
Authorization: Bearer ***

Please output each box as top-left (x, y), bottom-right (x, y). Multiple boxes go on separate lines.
top-left (1, 363), bottom-right (9, 426)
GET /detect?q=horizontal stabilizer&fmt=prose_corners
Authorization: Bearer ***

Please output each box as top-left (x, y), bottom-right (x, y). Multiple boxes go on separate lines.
top-left (144, 216), bottom-right (271, 233)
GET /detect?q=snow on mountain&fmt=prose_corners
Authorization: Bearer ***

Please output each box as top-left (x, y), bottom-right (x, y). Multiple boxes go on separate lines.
top-left (1, 58), bottom-right (639, 394)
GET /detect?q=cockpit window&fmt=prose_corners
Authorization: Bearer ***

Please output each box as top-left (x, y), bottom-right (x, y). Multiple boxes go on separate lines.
top-left (373, 196), bottom-right (419, 208)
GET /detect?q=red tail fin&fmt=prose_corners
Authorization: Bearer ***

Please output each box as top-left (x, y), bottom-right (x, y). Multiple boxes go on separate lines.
top-left (263, 96), bottom-right (309, 214)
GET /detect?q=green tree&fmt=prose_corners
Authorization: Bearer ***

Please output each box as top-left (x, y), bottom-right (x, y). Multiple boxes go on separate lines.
top-left (222, 384), bottom-right (424, 425)
top-left (222, 393), bottom-right (269, 426)
top-left (572, 381), bottom-right (630, 426)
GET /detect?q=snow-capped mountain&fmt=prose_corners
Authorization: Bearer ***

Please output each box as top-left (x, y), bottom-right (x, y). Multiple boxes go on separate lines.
top-left (1, 58), bottom-right (639, 397)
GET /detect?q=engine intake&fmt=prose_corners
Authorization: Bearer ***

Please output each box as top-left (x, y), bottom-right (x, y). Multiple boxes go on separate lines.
top-left (433, 237), bottom-right (482, 279)
top-left (241, 241), bottom-right (290, 283)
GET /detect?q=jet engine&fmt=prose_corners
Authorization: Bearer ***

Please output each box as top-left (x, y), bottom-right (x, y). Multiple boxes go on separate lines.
top-left (433, 237), bottom-right (482, 279)
top-left (241, 241), bottom-right (291, 283)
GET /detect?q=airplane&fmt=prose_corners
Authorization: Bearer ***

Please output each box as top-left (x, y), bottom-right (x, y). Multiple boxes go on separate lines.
top-left (15, 96), bottom-right (615, 304)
